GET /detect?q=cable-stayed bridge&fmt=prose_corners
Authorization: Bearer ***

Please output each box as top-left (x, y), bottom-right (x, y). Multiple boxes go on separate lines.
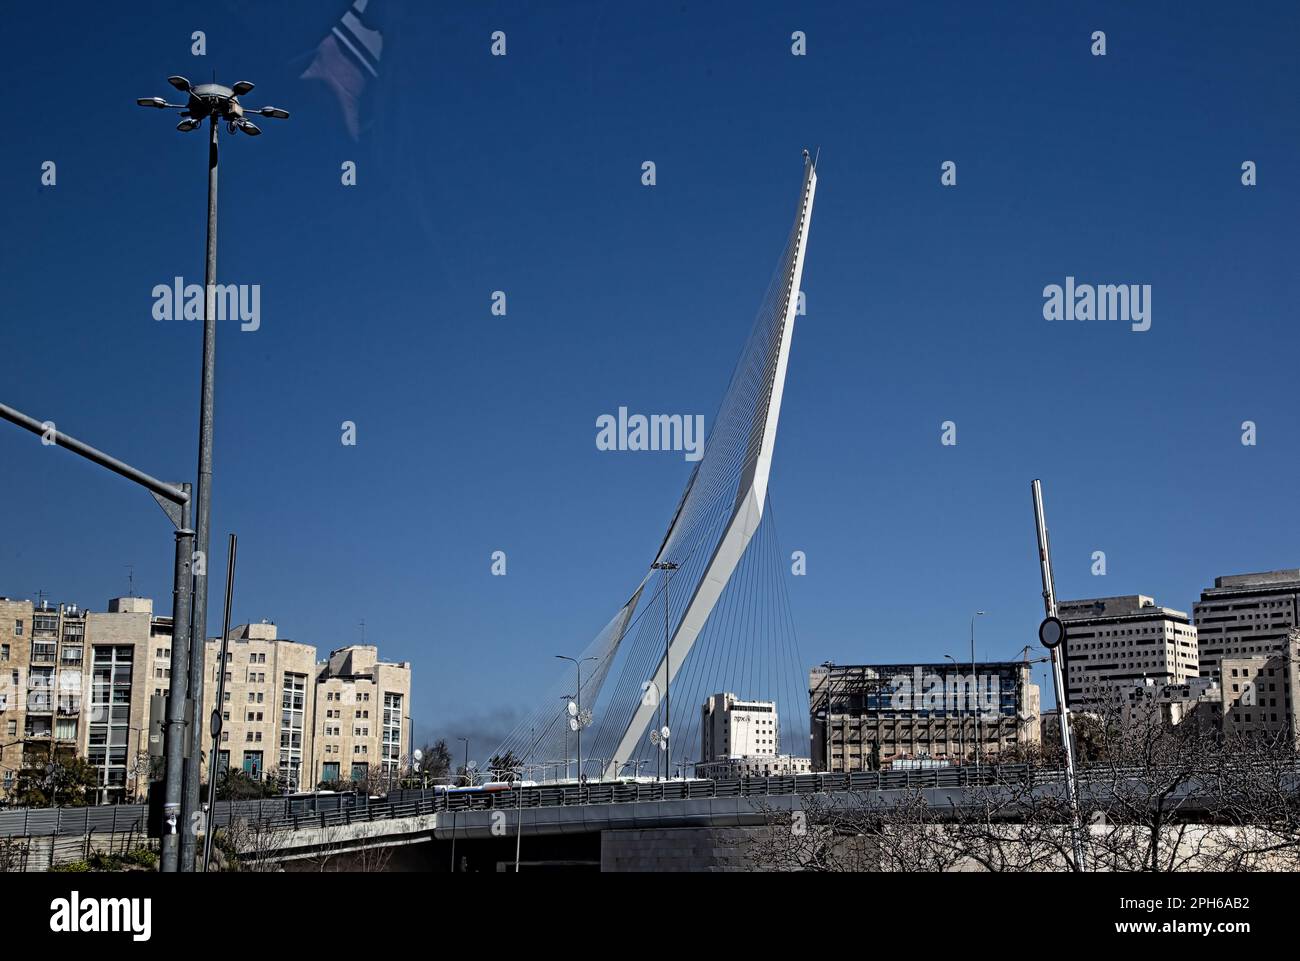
top-left (490, 153), bottom-right (818, 782)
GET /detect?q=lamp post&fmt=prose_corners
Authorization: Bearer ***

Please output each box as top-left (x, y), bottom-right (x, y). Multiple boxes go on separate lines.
top-left (971, 612), bottom-right (985, 779)
top-left (650, 561), bottom-right (679, 781)
top-left (137, 75), bottom-right (288, 872)
top-left (555, 655), bottom-right (596, 785)
top-left (943, 654), bottom-right (965, 766)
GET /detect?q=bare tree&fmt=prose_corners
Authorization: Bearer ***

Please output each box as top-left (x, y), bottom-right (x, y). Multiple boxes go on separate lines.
top-left (212, 815), bottom-right (294, 872)
top-left (752, 693), bottom-right (1300, 872)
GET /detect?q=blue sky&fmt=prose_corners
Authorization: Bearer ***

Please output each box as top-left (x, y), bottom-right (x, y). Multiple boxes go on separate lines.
top-left (1, 1), bottom-right (1297, 751)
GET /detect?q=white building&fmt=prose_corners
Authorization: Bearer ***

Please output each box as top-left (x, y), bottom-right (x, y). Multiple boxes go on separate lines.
top-left (1056, 595), bottom-right (1199, 709)
top-left (701, 692), bottom-right (780, 759)
top-left (698, 692), bottom-right (810, 779)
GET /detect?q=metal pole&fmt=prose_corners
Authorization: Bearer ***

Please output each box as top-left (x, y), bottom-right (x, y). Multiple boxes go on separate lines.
top-left (664, 568), bottom-right (670, 780)
top-left (1032, 479), bottom-right (1088, 871)
top-left (944, 654), bottom-right (963, 765)
top-left (161, 495), bottom-right (194, 872)
top-left (180, 112), bottom-right (221, 872)
top-left (0, 405), bottom-right (189, 506)
top-left (202, 533), bottom-right (237, 872)
top-left (515, 726), bottom-right (532, 872)
top-left (971, 616), bottom-right (979, 779)
top-left (575, 662), bottom-right (583, 786)
top-left (0, 403), bottom-right (192, 867)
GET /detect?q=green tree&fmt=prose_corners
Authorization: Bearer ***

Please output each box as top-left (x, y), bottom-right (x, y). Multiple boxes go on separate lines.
top-left (215, 768), bottom-right (282, 801)
top-left (14, 756), bottom-right (99, 807)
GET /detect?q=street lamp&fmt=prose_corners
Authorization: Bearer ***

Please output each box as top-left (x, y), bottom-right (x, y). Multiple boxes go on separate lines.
top-left (137, 75), bottom-right (289, 873)
top-left (555, 655), bottom-right (596, 785)
top-left (943, 654), bottom-right (965, 765)
top-left (650, 561), bottom-right (679, 780)
top-left (971, 611), bottom-right (986, 779)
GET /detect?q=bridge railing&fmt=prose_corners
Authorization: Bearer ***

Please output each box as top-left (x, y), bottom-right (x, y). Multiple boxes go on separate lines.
top-left (0, 764), bottom-right (1095, 839)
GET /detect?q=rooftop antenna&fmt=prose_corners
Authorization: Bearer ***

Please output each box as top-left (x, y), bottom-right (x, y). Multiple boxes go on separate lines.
top-left (126, 564), bottom-right (136, 597)
top-left (359, 619), bottom-right (366, 643)
top-left (35, 589), bottom-right (49, 609)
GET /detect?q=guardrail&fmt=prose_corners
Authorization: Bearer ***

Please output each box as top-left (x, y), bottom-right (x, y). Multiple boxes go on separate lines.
top-left (250, 764), bottom-right (1075, 835)
top-left (11, 759), bottom-right (1289, 841)
top-left (0, 790), bottom-right (369, 839)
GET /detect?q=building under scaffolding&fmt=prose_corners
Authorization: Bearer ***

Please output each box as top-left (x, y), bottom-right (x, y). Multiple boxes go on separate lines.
top-left (809, 662), bottom-right (1041, 772)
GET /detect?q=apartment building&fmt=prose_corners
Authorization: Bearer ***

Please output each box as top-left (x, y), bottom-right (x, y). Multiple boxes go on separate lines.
top-left (200, 622), bottom-right (317, 790)
top-left (1056, 595), bottom-right (1199, 709)
top-left (2, 591), bottom-right (415, 801)
top-left (0, 598), bottom-right (32, 799)
top-left (83, 598), bottom-right (170, 803)
top-left (313, 645), bottom-right (411, 786)
top-left (1193, 570), bottom-right (1300, 682)
top-left (201, 634), bottom-right (412, 790)
top-left (0, 596), bottom-right (167, 804)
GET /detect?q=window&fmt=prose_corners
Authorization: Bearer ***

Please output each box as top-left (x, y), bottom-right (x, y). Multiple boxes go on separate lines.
top-left (322, 761), bottom-right (340, 782)
top-left (382, 692), bottom-right (403, 774)
top-left (13, 620), bottom-right (22, 636)
top-left (278, 672), bottom-right (307, 790)
top-left (5, 720), bottom-right (14, 736)
top-left (0, 644), bottom-right (8, 661)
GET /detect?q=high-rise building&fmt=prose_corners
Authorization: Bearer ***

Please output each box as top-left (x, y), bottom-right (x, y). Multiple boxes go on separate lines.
top-left (1056, 595), bottom-right (1199, 709)
top-left (1192, 570), bottom-right (1300, 683)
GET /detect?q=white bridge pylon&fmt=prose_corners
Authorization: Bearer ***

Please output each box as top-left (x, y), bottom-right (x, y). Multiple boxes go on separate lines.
top-left (602, 156), bottom-right (817, 780)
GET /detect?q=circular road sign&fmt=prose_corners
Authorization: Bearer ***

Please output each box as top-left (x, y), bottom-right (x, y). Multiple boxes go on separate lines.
top-left (1038, 616), bottom-right (1066, 649)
